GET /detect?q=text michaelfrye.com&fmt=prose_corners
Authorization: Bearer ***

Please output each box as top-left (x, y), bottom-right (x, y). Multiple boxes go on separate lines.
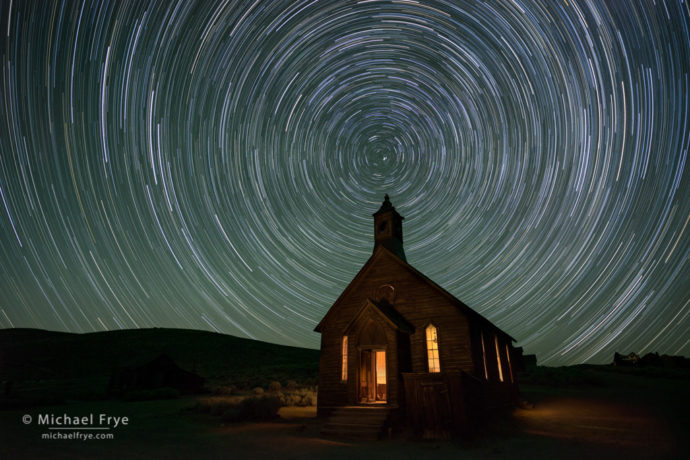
top-left (22, 413), bottom-right (129, 441)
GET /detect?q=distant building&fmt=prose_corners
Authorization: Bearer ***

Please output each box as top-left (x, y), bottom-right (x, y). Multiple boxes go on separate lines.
top-left (316, 195), bottom-right (520, 438)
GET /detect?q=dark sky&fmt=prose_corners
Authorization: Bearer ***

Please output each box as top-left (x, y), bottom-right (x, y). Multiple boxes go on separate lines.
top-left (0, 0), bottom-right (688, 365)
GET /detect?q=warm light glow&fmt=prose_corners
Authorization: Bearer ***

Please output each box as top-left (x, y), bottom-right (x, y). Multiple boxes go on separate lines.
top-left (341, 336), bottom-right (348, 381)
top-left (376, 351), bottom-right (386, 384)
top-left (426, 324), bottom-right (440, 373)
top-left (481, 331), bottom-right (489, 380)
top-left (494, 335), bottom-right (504, 382)
top-left (505, 343), bottom-right (514, 383)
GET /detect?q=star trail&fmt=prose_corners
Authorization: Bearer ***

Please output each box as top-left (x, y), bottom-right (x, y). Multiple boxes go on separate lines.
top-left (1, 0), bottom-right (688, 365)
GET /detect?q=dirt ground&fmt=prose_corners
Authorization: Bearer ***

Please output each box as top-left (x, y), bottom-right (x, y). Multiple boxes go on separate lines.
top-left (1, 384), bottom-right (687, 459)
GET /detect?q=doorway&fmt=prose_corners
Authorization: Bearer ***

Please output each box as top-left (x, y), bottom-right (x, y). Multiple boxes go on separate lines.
top-left (359, 350), bottom-right (387, 403)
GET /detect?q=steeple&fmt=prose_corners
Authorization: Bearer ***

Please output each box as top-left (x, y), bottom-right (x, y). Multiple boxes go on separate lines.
top-left (373, 194), bottom-right (406, 260)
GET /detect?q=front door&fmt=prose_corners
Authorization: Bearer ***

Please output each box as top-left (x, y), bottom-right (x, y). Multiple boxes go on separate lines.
top-left (359, 350), bottom-right (387, 403)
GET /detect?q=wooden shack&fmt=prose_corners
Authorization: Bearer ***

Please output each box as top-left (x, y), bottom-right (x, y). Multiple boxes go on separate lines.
top-left (316, 195), bottom-right (520, 438)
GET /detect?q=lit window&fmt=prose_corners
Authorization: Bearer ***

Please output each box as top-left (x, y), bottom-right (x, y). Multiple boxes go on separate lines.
top-left (481, 331), bottom-right (489, 380)
top-left (505, 343), bottom-right (514, 383)
top-left (376, 351), bottom-right (386, 384)
top-left (494, 335), bottom-right (504, 382)
top-left (341, 336), bottom-right (348, 381)
top-left (426, 324), bottom-right (440, 373)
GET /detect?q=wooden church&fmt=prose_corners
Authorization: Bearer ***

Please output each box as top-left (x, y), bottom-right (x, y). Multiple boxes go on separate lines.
top-left (316, 195), bottom-right (521, 438)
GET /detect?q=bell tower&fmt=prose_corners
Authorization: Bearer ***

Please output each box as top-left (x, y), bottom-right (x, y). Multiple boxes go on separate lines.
top-left (373, 194), bottom-right (406, 260)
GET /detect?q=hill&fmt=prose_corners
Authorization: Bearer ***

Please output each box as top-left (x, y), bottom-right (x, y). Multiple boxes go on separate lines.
top-left (0, 328), bottom-right (319, 402)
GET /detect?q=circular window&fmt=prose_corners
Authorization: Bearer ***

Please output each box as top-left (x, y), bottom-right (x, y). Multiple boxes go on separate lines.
top-left (376, 284), bottom-right (395, 303)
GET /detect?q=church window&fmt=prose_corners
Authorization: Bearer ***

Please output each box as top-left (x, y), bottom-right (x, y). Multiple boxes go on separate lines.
top-left (426, 324), bottom-right (440, 373)
top-left (494, 335), bottom-right (504, 382)
top-left (341, 336), bottom-right (348, 381)
top-left (505, 343), bottom-right (514, 383)
top-left (481, 331), bottom-right (489, 380)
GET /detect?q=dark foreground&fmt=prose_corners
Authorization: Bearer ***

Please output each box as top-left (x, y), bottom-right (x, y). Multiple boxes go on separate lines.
top-left (1, 366), bottom-right (688, 459)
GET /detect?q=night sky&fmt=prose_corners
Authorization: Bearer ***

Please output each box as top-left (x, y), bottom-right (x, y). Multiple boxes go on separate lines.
top-left (1, 0), bottom-right (688, 366)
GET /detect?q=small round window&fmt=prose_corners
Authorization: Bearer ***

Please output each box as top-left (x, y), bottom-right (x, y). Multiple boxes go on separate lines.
top-left (376, 284), bottom-right (395, 303)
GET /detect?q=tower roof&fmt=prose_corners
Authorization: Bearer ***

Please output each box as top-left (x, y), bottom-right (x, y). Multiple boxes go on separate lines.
top-left (372, 194), bottom-right (405, 260)
top-left (373, 194), bottom-right (403, 218)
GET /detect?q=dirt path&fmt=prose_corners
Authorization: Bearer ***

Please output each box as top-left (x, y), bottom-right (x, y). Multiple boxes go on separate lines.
top-left (1, 392), bottom-right (686, 459)
top-left (509, 396), bottom-right (679, 459)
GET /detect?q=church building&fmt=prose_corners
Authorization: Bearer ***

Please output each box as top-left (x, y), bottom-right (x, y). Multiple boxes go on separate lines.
top-left (316, 195), bottom-right (520, 438)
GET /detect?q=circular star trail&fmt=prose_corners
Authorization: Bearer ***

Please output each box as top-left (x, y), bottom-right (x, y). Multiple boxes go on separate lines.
top-left (1, 0), bottom-right (688, 365)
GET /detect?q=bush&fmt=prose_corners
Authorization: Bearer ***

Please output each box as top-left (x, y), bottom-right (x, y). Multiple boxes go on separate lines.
top-left (186, 397), bottom-right (238, 415)
top-left (252, 386), bottom-right (264, 396)
top-left (278, 387), bottom-right (317, 407)
top-left (243, 396), bottom-right (282, 420)
top-left (279, 393), bottom-right (300, 406)
top-left (268, 381), bottom-right (282, 392)
top-left (209, 385), bottom-right (236, 396)
top-left (221, 396), bottom-right (282, 422)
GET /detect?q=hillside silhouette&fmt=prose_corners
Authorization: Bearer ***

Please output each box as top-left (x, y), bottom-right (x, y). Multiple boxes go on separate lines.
top-left (0, 328), bottom-right (319, 403)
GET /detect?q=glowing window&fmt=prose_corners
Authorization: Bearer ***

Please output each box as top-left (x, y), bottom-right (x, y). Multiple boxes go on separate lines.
top-left (505, 343), bottom-right (514, 383)
top-left (376, 351), bottom-right (386, 384)
top-left (494, 335), bottom-right (504, 382)
top-left (481, 331), bottom-right (489, 380)
top-left (426, 324), bottom-right (440, 373)
top-left (341, 336), bottom-right (348, 381)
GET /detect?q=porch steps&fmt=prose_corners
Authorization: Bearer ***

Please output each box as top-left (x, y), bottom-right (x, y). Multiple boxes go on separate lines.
top-left (321, 406), bottom-right (391, 440)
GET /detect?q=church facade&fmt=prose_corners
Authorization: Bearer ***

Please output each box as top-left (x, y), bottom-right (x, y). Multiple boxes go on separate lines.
top-left (315, 195), bottom-right (520, 436)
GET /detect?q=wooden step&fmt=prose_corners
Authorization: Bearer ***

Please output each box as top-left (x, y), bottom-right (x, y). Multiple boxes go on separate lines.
top-left (321, 406), bottom-right (391, 440)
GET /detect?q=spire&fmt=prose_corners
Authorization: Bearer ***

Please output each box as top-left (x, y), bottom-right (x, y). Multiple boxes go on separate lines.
top-left (372, 194), bottom-right (406, 260)
top-left (374, 194), bottom-right (394, 215)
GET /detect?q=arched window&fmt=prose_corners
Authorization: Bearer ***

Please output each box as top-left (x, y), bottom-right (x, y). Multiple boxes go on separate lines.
top-left (426, 324), bottom-right (440, 373)
top-left (494, 335), bottom-right (504, 382)
top-left (341, 336), bottom-right (348, 381)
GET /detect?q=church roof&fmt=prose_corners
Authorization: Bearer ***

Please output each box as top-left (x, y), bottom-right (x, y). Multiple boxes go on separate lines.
top-left (314, 245), bottom-right (516, 343)
top-left (342, 297), bottom-right (415, 335)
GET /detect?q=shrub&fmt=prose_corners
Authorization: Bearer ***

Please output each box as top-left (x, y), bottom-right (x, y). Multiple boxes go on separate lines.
top-left (280, 393), bottom-right (300, 406)
top-left (209, 385), bottom-right (236, 396)
top-left (252, 386), bottom-right (264, 396)
top-left (186, 397), bottom-right (239, 415)
top-left (241, 396), bottom-right (282, 420)
top-left (220, 396), bottom-right (282, 422)
top-left (268, 381), bottom-right (282, 393)
top-left (277, 388), bottom-right (317, 407)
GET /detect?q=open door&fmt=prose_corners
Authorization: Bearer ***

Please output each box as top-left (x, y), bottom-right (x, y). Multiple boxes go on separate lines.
top-left (359, 349), bottom-right (387, 403)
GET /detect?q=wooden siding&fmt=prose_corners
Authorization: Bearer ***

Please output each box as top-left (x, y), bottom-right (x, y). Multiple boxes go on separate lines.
top-left (403, 371), bottom-right (519, 438)
top-left (353, 251), bottom-right (475, 375)
top-left (317, 332), bottom-right (348, 410)
top-left (318, 297), bottom-right (405, 409)
top-left (317, 246), bottom-right (519, 419)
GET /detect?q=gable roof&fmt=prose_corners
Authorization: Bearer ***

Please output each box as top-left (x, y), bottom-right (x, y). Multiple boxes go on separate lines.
top-left (343, 298), bottom-right (415, 335)
top-left (314, 245), bottom-right (516, 343)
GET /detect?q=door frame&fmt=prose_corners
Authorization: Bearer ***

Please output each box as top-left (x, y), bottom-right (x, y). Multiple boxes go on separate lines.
top-left (357, 347), bottom-right (387, 404)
